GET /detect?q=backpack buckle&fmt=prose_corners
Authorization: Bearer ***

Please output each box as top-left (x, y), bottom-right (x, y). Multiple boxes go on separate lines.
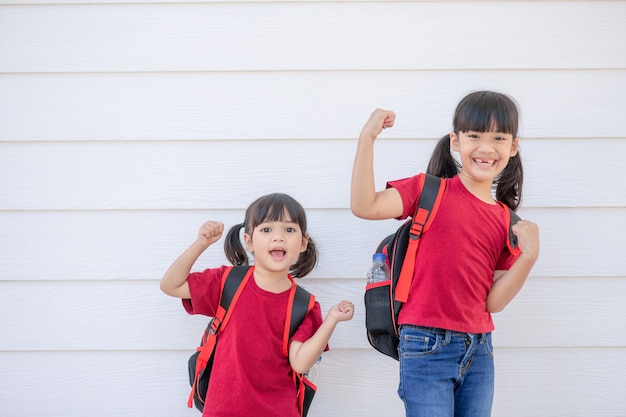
top-left (209, 318), bottom-right (221, 335)
top-left (409, 222), bottom-right (425, 240)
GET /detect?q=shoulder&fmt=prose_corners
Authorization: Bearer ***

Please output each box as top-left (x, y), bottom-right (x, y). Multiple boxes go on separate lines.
top-left (183, 265), bottom-right (231, 315)
top-left (386, 173), bottom-right (426, 219)
top-left (386, 173), bottom-right (425, 194)
top-left (188, 265), bottom-right (230, 287)
top-left (291, 300), bottom-right (324, 343)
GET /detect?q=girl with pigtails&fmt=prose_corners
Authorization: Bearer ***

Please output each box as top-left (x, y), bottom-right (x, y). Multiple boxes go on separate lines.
top-left (161, 193), bottom-right (354, 417)
top-left (351, 91), bottom-right (540, 417)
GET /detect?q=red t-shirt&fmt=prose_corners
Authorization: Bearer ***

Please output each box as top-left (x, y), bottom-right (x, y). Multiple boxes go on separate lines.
top-left (387, 174), bottom-right (520, 333)
top-left (183, 266), bottom-right (324, 417)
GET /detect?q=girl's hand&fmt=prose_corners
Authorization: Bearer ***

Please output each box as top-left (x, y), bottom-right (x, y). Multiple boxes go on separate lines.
top-left (360, 109), bottom-right (396, 142)
top-left (197, 221), bottom-right (224, 248)
top-left (512, 219), bottom-right (540, 261)
top-left (327, 300), bottom-right (355, 323)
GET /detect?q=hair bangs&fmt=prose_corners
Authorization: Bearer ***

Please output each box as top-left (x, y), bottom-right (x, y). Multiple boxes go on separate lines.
top-left (453, 91), bottom-right (519, 136)
top-left (245, 193), bottom-right (308, 233)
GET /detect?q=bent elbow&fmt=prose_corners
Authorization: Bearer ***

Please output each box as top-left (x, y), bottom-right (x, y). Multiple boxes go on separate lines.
top-left (487, 304), bottom-right (504, 314)
top-left (350, 200), bottom-right (384, 220)
top-left (291, 364), bottom-right (308, 375)
top-left (159, 280), bottom-right (170, 295)
top-left (487, 299), bottom-right (507, 314)
top-left (350, 203), bottom-right (367, 219)
top-left (160, 279), bottom-right (178, 297)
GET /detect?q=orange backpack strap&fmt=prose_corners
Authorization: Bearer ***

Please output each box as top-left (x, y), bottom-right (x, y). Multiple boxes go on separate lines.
top-left (284, 279), bottom-right (315, 417)
top-left (394, 174), bottom-right (446, 303)
top-left (282, 278), bottom-right (314, 357)
top-left (499, 202), bottom-right (522, 255)
top-left (188, 266), bottom-right (253, 408)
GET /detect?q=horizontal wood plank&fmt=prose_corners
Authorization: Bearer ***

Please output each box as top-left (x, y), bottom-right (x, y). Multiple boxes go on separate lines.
top-left (0, 348), bottom-right (624, 417)
top-left (1, 71), bottom-right (625, 141)
top-left (1, 277), bottom-right (625, 351)
top-left (492, 348), bottom-right (626, 417)
top-left (1, 139), bottom-right (626, 210)
top-left (1, 208), bottom-right (625, 280)
top-left (1, 208), bottom-right (626, 280)
top-left (1, 2), bottom-right (624, 72)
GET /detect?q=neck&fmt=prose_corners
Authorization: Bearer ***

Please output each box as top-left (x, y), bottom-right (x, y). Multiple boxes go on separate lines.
top-left (252, 267), bottom-right (293, 293)
top-left (457, 173), bottom-right (497, 205)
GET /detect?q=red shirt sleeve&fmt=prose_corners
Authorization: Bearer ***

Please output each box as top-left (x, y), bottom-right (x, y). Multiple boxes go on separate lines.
top-left (181, 265), bottom-right (229, 316)
top-left (386, 173), bottom-right (425, 220)
top-left (291, 300), bottom-right (329, 351)
top-left (495, 245), bottom-right (521, 270)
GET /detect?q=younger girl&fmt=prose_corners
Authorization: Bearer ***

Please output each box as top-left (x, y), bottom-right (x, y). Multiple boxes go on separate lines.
top-left (351, 91), bottom-right (539, 417)
top-left (161, 193), bottom-right (354, 417)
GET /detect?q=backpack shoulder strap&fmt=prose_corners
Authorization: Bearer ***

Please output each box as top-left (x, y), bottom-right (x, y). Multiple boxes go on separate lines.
top-left (219, 266), bottom-right (253, 329)
top-left (286, 284), bottom-right (315, 417)
top-left (188, 265), bottom-right (253, 408)
top-left (290, 286), bottom-right (315, 337)
top-left (499, 203), bottom-right (521, 255)
top-left (281, 283), bottom-right (315, 357)
top-left (394, 174), bottom-right (446, 303)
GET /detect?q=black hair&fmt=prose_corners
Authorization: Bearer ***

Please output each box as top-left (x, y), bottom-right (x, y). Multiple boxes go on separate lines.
top-left (426, 91), bottom-right (523, 211)
top-left (223, 193), bottom-right (318, 278)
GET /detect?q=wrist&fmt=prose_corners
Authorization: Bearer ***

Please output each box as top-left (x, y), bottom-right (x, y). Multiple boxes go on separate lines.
top-left (519, 250), bottom-right (539, 263)
top-left (358, 130), bottom-right (377, 143)
top-left (192, 239), bottom-right (211, 252)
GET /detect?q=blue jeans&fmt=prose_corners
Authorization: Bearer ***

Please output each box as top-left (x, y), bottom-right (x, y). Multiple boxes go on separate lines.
top-left (397, 325), bottom-right (495, 417)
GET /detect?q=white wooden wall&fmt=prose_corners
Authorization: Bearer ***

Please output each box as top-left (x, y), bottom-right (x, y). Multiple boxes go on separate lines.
top-left (1, 1), bottom-right (625, 416)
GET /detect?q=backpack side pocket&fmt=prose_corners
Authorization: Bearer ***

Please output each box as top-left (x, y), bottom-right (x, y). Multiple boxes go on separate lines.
top-left (364, 280), bottom-right (399, 360)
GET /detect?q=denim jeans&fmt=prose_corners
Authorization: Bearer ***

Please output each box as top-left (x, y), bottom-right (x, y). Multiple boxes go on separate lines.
top-left (397, 325), bottom-right (495, 417)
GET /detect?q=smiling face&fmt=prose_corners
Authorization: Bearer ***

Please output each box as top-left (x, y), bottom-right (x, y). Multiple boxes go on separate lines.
top-left (449, 91), bottom-right (521, 189)
top-left (450, 129), bottom-right (519, 184)
top-left (244, 216), bottom-right (309, 273)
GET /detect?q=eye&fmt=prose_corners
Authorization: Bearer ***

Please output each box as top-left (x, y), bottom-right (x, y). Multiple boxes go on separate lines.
top-left (260, 227), bottom-right (271, 233)
top-left (286, 227), bottom-right (297, 233)
top-left (467, 133), bottom-right (479, 139)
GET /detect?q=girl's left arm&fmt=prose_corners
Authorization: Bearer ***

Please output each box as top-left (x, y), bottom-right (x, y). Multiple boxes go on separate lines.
top-left (487, 220), bottom-right (540, 313)
top-left (288, 301), bottom-right (354, 374)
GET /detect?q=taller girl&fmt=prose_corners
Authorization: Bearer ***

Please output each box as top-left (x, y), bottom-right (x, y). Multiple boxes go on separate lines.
top-left (351, 91), bottom-right (539, 417)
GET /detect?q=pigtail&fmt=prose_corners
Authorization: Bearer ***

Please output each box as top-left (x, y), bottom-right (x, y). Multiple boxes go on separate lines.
top-left (426, 134), bottom-right (460, 178)
top-left (289, 236), bottom-right (319, 279)
top-left (496, 152), bottom-right (523, 211)
top-left (224, 223), bottom-right (249, 266)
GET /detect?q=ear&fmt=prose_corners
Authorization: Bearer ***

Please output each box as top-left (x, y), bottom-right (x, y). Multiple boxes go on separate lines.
top-left (300, 232), bottom-right (309, 253)
top-left (510, 137), bottom-right (520, 157)
top-left (449, 132), bottom-right (460, 152)
top-left (243, 233), bottom-right (254, 253)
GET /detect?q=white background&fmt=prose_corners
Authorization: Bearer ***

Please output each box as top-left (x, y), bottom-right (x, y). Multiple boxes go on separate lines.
top-left (1, 1), bottom-right (625, 416)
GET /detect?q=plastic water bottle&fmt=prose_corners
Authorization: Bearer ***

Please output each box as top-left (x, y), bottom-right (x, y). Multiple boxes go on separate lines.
top-left (367, 253), bottom-right (390, 284)
top-left (304, 356), bottom-right (322, 383)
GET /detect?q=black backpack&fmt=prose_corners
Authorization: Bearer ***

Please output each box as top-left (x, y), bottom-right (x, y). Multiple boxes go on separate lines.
top-left (188, 265), bottom-right (317, 415)
top-left (364, 174), bottom-right (521, 360)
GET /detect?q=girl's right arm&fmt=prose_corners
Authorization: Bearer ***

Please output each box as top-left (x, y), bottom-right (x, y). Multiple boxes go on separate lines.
top-left (351, 109), bottom-right (404, 220)
top-left (159, 221), bottom-right (224, 299)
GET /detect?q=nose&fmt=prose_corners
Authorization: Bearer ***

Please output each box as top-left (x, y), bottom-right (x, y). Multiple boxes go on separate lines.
top-left (272, 231), bottom-right (285, 241)
top-left (477, 136), bottom-right (495, 153)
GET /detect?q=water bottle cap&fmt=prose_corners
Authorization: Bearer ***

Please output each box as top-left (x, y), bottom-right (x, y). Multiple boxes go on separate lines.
top-left (373, 253), bottom-right (387, 262)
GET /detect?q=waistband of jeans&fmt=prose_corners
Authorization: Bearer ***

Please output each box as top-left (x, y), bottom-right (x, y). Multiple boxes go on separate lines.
top-left (401, 324), bottom-right (483, 338)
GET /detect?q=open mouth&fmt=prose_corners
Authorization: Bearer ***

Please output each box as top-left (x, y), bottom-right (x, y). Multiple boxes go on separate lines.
top-left (270, 249), bottom-right (286, 260)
